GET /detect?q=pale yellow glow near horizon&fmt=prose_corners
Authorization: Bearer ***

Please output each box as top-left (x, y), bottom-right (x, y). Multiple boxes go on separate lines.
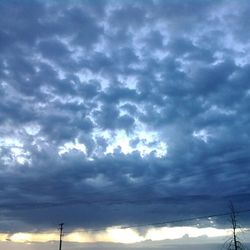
top-left (102, 227), bottom-right (145, 243)
top-left (0, 234), bottom-right (8, 241)
top-left (8, 232), bottom-right (58, 243)
top-left (0, 226), bottom-right (242, 244)
top-left (145, 227), bottom-right (232, 241)
top-left (65, 227), bottom-right (144, 244)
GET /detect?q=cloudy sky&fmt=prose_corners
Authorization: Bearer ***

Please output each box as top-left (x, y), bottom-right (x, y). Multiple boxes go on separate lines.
top-left (1, 0), bottom-right (250, 249)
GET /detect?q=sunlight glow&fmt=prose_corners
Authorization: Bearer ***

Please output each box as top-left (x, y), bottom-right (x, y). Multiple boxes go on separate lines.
top-left (0, 234), bottom-right (8, 241)
top-left (145, 227), bottom-right (232, 241)
top-left (104, 227), bottom-right (144, 243)
top-left (104, 129), bottom-right (167, 158)
top-left (9, 232), bottom-right (58, 243)
top-left (58, 139), bottom-right (87, 156)
top-left (3, 226), bottom-right (240, 244)
top-left (0, 137), bottom-right (31, 165)
top-left (65, 227), bottom-right (144, 244)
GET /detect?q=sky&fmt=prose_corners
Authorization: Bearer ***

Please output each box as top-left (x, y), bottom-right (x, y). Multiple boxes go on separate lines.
top-left (1, 0), bottom-right (250, 249)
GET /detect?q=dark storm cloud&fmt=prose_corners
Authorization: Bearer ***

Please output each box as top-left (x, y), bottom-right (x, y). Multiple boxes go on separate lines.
top-left (1, 0), bottom-right (250, 233)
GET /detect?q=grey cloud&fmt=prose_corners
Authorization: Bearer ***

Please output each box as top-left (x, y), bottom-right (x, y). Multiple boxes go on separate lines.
top-left (100, 86), bottom-right (138, 103)
top-left (0, 0), bottom-right (250, 235)
top-left (38, 39), bottom-right (71, 61)
top-left (77, 81), bottom-right (101, 99)
top-left (94, 104), bottom-right (135, 131)
top-left (108, 4), bottom-right (146, 30)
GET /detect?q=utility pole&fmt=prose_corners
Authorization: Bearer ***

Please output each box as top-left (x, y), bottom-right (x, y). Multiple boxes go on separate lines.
top-left (58, 223), bottom-right (64, 250)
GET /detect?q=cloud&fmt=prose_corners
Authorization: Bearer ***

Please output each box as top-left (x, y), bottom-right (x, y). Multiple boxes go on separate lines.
top-left (0, 0), bottom-right (250, 238)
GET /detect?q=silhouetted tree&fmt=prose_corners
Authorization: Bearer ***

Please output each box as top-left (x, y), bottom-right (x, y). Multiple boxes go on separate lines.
top-left (224, 202), bottom-right (245, 250)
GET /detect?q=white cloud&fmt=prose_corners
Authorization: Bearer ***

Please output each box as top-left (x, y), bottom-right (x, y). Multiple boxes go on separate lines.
top-left (193, 129), bottom-right (211, 143)
top-left (58, 139), bottom-right (87, 156)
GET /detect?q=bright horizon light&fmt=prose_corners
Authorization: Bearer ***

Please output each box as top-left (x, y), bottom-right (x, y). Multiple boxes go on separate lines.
top-left (0, 226), bottom-right (242, 244)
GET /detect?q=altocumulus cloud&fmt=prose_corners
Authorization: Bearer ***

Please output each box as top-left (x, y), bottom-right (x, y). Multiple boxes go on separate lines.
top-left (0, 0), bottom-right (250, 237)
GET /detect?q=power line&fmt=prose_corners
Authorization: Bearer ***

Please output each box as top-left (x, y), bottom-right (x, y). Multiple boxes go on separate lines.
top-left (3, 207), bottom-right (250, 235)
top-left (63, 208), bottom-right (250, 234)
